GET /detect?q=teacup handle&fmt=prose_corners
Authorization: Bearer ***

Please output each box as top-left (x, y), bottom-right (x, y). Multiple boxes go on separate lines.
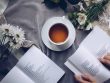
top-left (62, 16), bottom-right (68, 19)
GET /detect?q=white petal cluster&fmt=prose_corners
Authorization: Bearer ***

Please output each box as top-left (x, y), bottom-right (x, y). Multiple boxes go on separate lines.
top-left (0, 24), bottom-right (25, 49)
top-left (0, 24), bottom-right (13, 36)
top-left (77, 13), bottom-right (87, 25)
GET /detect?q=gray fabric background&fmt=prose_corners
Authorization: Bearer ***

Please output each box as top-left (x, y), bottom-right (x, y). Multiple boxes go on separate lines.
top-left (3, 0), bottom-right (110, 83)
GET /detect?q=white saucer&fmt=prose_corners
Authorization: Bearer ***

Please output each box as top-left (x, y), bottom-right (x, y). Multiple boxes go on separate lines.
top-left (41, 17), bottom-right (76, 51)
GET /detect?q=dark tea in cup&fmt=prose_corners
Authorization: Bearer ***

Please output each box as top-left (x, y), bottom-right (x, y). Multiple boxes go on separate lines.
top-left (49, 23), bottom-right (68, 43)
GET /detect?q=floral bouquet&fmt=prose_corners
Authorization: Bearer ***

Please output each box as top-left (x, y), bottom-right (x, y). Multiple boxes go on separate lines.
top-left (68, 12), bottom-right (93, 30)
top-left (43, 0), bottom-right (110, 30)
top-left (0, 24), bottom-right (25, 61)
top-left (68, 0), bottom-right (110, 30)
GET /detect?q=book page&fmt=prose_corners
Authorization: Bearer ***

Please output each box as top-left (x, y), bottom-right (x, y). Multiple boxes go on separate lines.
top-left (1, 66), bottom-right (34, 83)
top-left (80, 26), bottom-right (110, 58)
top-left (65, 60), bottom-right (82, 75)
top-left (16, 45), bottom-right (65, 83)
top-left (66, 45), bottom-right (110, 83)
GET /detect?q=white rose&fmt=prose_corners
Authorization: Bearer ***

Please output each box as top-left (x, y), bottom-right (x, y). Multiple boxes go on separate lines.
top-left (77, 13), bottom-right (87, 25)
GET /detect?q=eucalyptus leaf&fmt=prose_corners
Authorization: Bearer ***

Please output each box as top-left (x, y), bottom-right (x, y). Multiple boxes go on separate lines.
top-left (71, 19), bottom-right (79, 28)
top-left (86, 0), bottom-right (110, 22)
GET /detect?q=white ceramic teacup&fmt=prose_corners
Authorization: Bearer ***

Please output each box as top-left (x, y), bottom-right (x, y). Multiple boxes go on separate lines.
top-left (41, 17), bottom-right (76, 51)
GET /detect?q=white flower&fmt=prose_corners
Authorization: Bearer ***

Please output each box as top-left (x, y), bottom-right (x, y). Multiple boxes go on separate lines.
top-left (86, 23), bottom-right (93, 30)
top-left (0, 24), bottom-right (15, 44)
top-left (10, 26), bottom-right (25, 49)
top-left (0, 24), bottom-right (25, 49)
top-left (0, 24), bottom-right (13, 36)
top-left (77, 13), bottom-right (87, 25)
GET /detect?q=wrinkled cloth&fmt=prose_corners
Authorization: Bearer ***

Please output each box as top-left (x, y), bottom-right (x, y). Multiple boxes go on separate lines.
top-left (3, 0), bottom-right (110, 83)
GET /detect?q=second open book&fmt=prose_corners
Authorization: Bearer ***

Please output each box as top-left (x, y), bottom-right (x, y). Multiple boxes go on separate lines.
top-left (65, 26), bottom-right (110, 83)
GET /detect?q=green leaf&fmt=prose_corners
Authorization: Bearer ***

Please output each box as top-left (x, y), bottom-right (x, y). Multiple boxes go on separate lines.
top-left (68, 12), bottom-right (78, 20)
top-left (86, 0), bottom-right (110, 22)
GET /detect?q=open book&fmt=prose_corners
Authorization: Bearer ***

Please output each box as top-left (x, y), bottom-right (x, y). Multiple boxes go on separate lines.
top-left (1, 45), bottom-right (65, 83)
top-left (65, 26), bottom-right (110, 83)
